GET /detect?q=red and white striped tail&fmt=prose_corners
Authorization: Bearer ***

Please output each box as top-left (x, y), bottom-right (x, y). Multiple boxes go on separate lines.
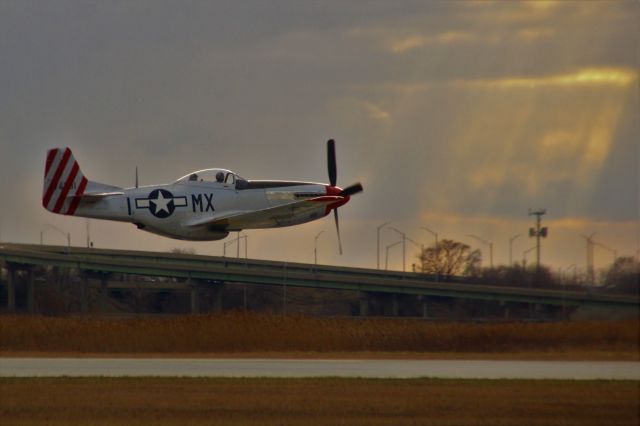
top-left (42, 147), bottom-right (88, 216)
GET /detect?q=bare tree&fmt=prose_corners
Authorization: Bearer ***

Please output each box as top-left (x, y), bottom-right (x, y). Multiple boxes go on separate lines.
top-left (603, 256), bottom-right (639, 295)
top-left (416, 239), bottom-right (482, 276)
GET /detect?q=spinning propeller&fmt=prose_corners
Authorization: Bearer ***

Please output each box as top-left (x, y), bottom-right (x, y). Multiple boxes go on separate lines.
top-left (326, 139), bottom-right (363, 254)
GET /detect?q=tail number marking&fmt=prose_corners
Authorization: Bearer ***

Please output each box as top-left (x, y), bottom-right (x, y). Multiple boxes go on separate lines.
top-left (192, 193), bottom-right (215, 212)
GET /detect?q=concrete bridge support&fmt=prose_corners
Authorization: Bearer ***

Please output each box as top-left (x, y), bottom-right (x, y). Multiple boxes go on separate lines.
top-left (211, 283), bottom-right (224, 313)
top-left (380, 293), bottom-right (400, 317)
top-left (7, 265), bottom-right (15, 313)
top-left (391, 294), bottom-right (399, 317)
top-left (189, 279), bottom-right (200, 314)
top-left (3, 264), bottom-right (35, 314)
top-left (26, 267), bottom-right (35, 314)
top-left (80, 274), bottom-right (89, 313)
top-left (358, 292), bottom-right (370, 317)
top-left (99, 273), bottom-right (110, 313)
top-left (420, 295), bottom-right (429, 319)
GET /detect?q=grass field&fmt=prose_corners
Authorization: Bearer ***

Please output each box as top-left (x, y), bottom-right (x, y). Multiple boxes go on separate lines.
top-left (1, 377), bottom-right (638, 426)
top-left (0, 313), bottom-right (638, 358)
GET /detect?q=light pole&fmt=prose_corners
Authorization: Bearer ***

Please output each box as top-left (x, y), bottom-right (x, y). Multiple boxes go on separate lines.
top-left (223, 233), bottom-right (246, 258)
top-left (509, 234), bottom-right (521, 266)
top-left (223, 237), bottom-right (237, 257)
top-left (41, 224), bottom-right (71, 248)
top-left (523, 246), bottom-right (536, 268)
top-left (385, 240), bottom-right (402, 270)
top-left (314, 230), bottom-right (324, 265)
top-left (389, 226), bottom-right (418, 272)
top-left (422, 227), bottom-right (440, 279)
top-left (240, 234), bottom-right (248, 258)
top-left (567, 264), bottom-right (577, 285)
top-left (594, 240), bottom-right (617, 264)
top-left (467, 234), bottom-right (493, 268)
top-left (405, 235), bottom-right (421, 272)
top-left (376, 221), bottom-right (390, 269)
top-left (421, 227), bottom-right (438, 248)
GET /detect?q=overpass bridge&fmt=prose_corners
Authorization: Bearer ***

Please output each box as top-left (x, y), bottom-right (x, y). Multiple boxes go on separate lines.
top-left (1, 243), bottom-right (637, 317)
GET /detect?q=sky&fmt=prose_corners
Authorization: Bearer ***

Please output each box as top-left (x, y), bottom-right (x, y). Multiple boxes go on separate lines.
top-left (0, 0), bottom-right (638, 276)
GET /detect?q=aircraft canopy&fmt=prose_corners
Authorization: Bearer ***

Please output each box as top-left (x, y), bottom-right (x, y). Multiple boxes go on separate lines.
top-left (176, 168), bottom-right (247, 186)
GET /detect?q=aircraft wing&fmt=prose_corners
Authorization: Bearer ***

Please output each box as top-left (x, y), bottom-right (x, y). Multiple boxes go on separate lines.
top-left (185, 196), bottom-right (343, 230)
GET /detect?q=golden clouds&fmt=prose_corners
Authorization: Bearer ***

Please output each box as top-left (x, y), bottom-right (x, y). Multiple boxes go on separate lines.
top-left (360, 101), bottom-right (392, 122)
top-left (517, 27), bottom-right (555, 41)
top-left (389, 31), bottom-right (473, 53)
top-left (525, 1), bottom-right (559, 12)
top-left (371, 69), bottom-right (636, 96)
top-left (388, 26), bottom-right (556, 53)
top-left (461, 68), bottom-right (637, 89)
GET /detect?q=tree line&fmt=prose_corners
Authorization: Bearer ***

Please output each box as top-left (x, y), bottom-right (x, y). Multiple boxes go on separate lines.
top-left (414, 239), bottom-right (638, 295)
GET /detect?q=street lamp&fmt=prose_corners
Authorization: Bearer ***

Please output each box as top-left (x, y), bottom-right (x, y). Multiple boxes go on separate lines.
top-left (314, 230), bottom-right (324, 265)
top-left (388, 226), bottom-right (420, 272)
top-left (421, 227), bottom-right (438, 248)
top-left (523, 246), bottom-right (536, 268)
top-left (422, 227), bottom-right (440, 280)
top-left (41, 224), bottom-right (71, 248)
top-left (593, 240), bottom-right (617, 264)
top-left (240, 234), bottom-right (248, 259)
top-left (509, 234), bottom-right (521, 266)
top-left (223, 239), bottom-right (233, 257)
top-left (467, 234), bottom-right (493, 268)
top-left (223, 232), bottom-right (247, 258)
top-left (567, 264), bottom-right (577, 285)
top-left (385, 240), bottom-right (402, 270)
top-left (224, 236), bottom-right (238, 257)
top-left (376, 221), bottom-right (390, 269)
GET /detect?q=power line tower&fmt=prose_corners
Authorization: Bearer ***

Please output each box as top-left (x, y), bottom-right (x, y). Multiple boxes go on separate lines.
top-left (528, 208), bottom-right (548, 271)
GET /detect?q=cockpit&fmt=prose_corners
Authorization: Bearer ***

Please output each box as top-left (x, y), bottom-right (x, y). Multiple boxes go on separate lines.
top-left (176, 168), bottom-right (249, 189)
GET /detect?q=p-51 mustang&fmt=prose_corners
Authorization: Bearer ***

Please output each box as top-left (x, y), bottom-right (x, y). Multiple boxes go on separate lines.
top-left (42, 140), bottom-right (363, 252)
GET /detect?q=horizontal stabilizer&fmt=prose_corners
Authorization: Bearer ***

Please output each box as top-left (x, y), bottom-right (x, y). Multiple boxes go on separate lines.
top-left (68, 191), bottom-right (124, 202)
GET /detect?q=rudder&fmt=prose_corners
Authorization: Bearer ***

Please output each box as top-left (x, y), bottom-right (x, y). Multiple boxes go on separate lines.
top-left (43, 147), bottom-right (88, 215)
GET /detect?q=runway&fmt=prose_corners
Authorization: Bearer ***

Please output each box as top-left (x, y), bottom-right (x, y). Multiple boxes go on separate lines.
top-left (1, 358), bottom-right (639, 380)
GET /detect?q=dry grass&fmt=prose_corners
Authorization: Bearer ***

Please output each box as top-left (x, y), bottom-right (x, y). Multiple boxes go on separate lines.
top-left (0, 313), bottom-right (638, 358)
top-left (0, 377), bottom-right (638, 426)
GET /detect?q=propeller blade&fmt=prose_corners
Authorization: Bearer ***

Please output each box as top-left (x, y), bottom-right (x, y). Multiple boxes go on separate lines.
top-left (327, 139), bottom-right (337, 187)
top-left (338, 182), bottom-right (363, 197)
top-left (334, 208), bottom-right (343, 255)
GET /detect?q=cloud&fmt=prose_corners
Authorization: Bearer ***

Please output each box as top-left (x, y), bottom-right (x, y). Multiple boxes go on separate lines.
top-left (389, 31), bottom-right (473, 53)
top-left (0, 1), bottom-right (637, 272)
top-left (516, 27), bottom-right (555, 41)
top-left (388, 25), bottom-right (556, 55)
top-left (459, 68), bottom-right (637, 89)
top-left (359, 101), bottom-right (391, 122)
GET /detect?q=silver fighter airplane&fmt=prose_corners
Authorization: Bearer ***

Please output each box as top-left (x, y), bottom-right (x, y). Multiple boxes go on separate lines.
top-left (42, 140), bottom-right (363, 252)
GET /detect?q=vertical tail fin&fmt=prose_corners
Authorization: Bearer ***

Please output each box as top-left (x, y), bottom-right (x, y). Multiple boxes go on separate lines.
top-left (43, 147), bottom-right (88, 215)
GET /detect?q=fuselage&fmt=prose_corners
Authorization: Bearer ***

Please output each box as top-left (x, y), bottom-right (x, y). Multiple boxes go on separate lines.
top-left (75, 174), bottom-right (336, 240)
top-left (43, 147), bottom-right (359, 242)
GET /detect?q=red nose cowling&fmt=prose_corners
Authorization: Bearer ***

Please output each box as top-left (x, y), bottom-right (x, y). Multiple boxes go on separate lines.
top-left (324, 185), bottom-right (349, 215)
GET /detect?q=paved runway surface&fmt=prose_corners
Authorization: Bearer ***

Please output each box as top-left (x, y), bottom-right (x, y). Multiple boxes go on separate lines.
top-left (1, 358), bottom-right (639, 379)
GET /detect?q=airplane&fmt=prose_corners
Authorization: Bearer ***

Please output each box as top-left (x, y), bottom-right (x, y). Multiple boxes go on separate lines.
top-left (42, 140), bottom-right (363, 252)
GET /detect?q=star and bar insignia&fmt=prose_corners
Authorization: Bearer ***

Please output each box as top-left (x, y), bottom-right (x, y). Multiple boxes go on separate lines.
top-left (135, 189), bottom-right (187, 218)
